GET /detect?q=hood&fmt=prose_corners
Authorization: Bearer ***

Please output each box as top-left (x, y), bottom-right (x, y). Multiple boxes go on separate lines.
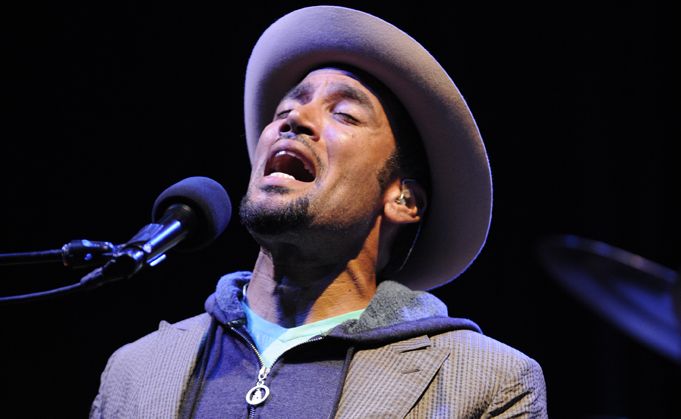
top-left (205, 271), bottom-right (481, 346)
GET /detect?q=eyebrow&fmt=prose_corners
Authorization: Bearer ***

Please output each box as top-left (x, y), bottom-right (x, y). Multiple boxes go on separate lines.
top-left (282, 81), bottom-right (376, 113)
top-left (328, 83), bottom-right (375, 112)
top-left (283, 82), bottom-right (314, 104)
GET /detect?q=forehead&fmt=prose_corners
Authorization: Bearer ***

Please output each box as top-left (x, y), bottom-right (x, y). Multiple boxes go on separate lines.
top-left (283, 68), bottom-right (384, 109)
top-left (301, 67), bottom-right (369, 88)
top-left (304, 67), bottom-right (367, 85)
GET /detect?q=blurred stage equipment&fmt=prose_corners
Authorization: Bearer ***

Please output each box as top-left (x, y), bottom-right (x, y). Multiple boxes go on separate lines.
top-left (537, 234), bottom-right (680, 365)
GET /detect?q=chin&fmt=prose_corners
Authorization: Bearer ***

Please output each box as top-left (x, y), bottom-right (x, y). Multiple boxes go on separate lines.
top-left (239, 192), bottom-right (311, 236)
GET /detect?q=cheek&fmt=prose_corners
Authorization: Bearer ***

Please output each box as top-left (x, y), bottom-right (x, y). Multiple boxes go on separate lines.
top-left (321, 125), bottom-right (366, 163)
top-left (253, 123), bottom-right (280, 159)
top-left (332, 132), bottom-right (394, 176)
top-left (328, 151), bottom-right (385, 202)
top-left (321, 124), bottom-right (396, 180)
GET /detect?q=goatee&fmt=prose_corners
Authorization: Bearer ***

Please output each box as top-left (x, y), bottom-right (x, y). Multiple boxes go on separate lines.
top-left (239, 186), bottom-right (311, 236)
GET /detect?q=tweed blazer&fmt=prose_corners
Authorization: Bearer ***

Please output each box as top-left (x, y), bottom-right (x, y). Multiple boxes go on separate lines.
top-left (91, 313), bottom-right (547, 418)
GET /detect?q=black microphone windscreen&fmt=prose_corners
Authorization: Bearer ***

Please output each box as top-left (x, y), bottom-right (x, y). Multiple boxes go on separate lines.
top-left (152, 176), bottom-right (232, 251)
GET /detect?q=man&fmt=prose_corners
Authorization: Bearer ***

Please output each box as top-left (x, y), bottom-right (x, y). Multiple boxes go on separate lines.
top-left (91, 6), bottom-right (547, 418)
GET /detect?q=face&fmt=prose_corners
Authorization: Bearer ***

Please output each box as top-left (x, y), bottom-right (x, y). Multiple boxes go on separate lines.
top-left (240, 68), bottom-right (398, 240)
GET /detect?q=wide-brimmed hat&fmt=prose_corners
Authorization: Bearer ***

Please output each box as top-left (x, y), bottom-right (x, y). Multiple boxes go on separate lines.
top-left (244, 6), bottom-right (492, 290)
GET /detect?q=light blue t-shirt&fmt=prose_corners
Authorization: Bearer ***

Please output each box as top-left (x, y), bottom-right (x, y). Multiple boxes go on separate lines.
top-left (242, 300), bottom-right (363, 368)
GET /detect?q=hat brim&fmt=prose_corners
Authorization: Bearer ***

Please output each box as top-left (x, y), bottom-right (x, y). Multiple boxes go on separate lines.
top-left (244, 6), bottom-right (492, 290)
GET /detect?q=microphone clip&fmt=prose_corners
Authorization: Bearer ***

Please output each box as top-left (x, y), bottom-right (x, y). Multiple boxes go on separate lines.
top-left (61, 240), bottom-right (116, 269)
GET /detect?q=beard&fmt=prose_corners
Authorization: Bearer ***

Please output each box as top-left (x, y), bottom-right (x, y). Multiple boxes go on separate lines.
top-left (239, 149), bottom-right (398, 243)
top-left (239, 185), bottom-right (312, 236)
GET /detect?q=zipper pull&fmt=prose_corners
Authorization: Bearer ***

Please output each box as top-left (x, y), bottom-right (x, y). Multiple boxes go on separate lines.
top-left (245, 365), bottom-right (271, 406)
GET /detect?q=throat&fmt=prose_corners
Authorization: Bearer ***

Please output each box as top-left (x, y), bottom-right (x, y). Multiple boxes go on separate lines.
top-left (247, 253), bottom-right (376, 327)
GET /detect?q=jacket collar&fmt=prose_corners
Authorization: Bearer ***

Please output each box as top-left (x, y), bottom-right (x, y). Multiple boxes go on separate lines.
top-left (205, 271), bottom-right (481, 344)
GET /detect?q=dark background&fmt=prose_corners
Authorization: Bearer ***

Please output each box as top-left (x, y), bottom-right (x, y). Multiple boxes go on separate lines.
top-left (1, 1), bottom-right (678, 418)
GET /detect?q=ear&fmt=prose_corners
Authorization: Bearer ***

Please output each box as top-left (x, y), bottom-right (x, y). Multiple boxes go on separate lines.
top-left (383, 178), bottom-right (427, 225)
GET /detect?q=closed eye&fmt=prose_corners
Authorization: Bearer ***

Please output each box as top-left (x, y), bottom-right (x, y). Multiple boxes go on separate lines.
top-left (276, 110), bottom-right (291, 119)
top-left (334, 112), bottom-right (359, 124)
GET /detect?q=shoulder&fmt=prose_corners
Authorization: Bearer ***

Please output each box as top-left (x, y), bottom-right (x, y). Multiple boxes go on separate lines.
top-left (431, 329), bottom-right (544, 387)
top-left (429, 329), bottom-right (547, 417)
top-left (110, 313), bottom-right (212, 362)
top-left (433, 328), bottom-right (541, 370)
top-left (90, 313), bottom-right (212, 418)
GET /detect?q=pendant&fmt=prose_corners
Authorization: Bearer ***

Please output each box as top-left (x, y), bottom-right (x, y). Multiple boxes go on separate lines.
top-left (245, 384), bottom-right (270, 405)
top-left (246, 365), bottom-right (271, 405)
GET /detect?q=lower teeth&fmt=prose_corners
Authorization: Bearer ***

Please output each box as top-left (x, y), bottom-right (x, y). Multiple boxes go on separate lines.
top-left (268, 172), bottom-right (295, 180)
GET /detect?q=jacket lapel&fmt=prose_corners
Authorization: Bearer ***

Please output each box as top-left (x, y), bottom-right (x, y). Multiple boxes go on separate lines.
top-left (137, 314), bottom-right (212, 417)
top-left (336, 335), bottom-right (449, 419)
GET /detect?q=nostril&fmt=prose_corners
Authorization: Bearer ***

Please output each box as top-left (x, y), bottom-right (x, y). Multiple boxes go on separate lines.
top-left (296, 125), bottom-right (314, 137)
top-left (286, 119), bottom-right (314, 137)
top-left (280, 122), bottom-right (293, 133)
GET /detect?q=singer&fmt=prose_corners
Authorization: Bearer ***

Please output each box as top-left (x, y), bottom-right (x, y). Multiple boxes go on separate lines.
top-left (91, 6), bottom-right (547, 418)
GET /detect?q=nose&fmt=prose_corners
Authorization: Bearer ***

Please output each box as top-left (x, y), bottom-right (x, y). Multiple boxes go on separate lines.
top-left (279, 106), bottom-right (317, 139)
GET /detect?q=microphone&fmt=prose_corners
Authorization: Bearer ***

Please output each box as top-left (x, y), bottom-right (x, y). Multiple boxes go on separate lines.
top-left (88, 176), bottom-right (232, 283)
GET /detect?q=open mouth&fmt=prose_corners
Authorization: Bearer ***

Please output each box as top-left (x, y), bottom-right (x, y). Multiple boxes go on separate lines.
top-left (264, 150), bottom-right (316, 182)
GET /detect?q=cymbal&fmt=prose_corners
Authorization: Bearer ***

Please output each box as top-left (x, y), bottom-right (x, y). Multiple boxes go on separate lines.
top-left (537, 234), bottom-right (681, 365)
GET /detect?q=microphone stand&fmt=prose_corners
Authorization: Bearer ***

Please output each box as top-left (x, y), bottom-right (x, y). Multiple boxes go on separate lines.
top-left (0, 240), bottom-right (115, 268)
top-left (0, 215), bottom-right (184, 304)
top-left (0, 240), bottom-right (117, 304)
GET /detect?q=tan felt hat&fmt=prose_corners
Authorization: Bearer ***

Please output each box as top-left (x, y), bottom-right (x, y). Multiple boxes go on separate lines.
top-left (244, 6), bottom-right (492, 290)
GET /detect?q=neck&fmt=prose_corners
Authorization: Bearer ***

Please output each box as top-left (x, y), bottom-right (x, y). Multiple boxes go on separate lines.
top-left (245, 217), bottom-right (386, 328)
